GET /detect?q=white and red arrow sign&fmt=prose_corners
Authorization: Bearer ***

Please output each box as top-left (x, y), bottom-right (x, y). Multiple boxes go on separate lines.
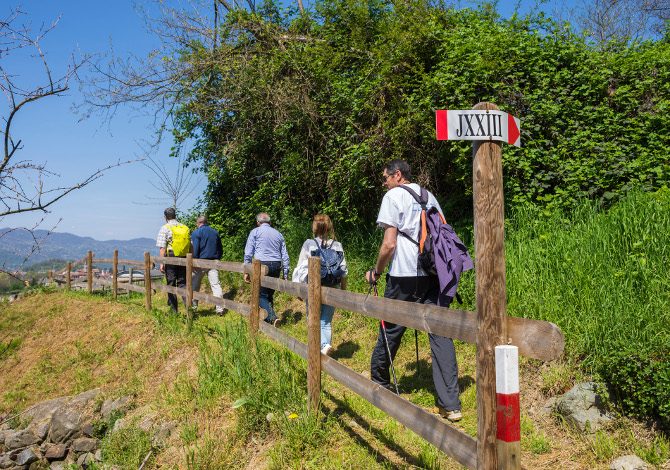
top-left (435, 109), bottom-right (521, 147)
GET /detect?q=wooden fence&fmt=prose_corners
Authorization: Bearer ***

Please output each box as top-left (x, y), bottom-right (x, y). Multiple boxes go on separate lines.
top-left (53, 102), bottom-right (564, 470)
top-left (57, 249), bottom-right (564, 470)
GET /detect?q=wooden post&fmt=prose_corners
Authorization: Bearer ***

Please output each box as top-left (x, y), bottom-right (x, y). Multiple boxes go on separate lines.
top-left (307, 256), bottom-right (322, 413)
top-left (129, 267), bottom-right (134, 297)
top-left (249, 259), bottom-right (262, 336)
top-left (66, 262), bottom-right (72, 290)
top-left (186, 253), bottom-right (193, 326)
top-left (472, 101), bottom-right (509, 470)
top-left (112, 250), bottom-right (118, 301)
top-left (48, 270), bottom-right (53, 285)
top-left (496, 345), bottom-right (521, 469)
top-left (144, 252), bottom-right (152, 311)
top-left (87, 251), bottom-right (93, 294)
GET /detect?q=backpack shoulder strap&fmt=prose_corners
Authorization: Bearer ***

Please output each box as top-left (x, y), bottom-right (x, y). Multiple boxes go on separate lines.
top-left (398, 230), bottom-right (419, 246)
top-left (312, 238), bottom-right (324, 254)
top-left (397, 185), bottom-right (428, 246)
top-left (399, 185), bottom-right (428, 208)
top-left (419, 187), bottom-right (429, 206)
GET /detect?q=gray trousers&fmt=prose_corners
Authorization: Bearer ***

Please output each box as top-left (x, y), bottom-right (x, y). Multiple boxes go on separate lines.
top-left (370, 275), bottom-right (461, 411)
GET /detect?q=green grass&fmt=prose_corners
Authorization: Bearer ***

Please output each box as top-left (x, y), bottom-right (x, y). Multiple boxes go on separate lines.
top-left (504, 188), bottom-right (670, 365)
top-left (198, 320), bottom-right (309, 435)
top-left (0, 337), bottom-right (21, 361)
top-left (6, 189), bottom-right (668, 467)
top-left (101, 426), bottom-right (154, 468)
top-left (502, 189), bottom-right (670, 425)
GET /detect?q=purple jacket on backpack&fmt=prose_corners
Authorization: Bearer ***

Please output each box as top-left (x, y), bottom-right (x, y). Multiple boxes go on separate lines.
top-left (399, 185), bottom-right (473, 307)
top-left (424, 208), bottom-right (474, 306)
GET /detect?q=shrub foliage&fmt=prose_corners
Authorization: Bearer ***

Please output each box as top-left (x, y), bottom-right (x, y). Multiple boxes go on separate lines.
top-left (170, 0), bottom-right (670, 232)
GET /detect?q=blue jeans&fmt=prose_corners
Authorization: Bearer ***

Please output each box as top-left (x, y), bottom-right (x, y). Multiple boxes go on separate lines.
top-left (306, 301), bottom-right (335, 349)
top-left (260, 261), bottom-right (281, 323)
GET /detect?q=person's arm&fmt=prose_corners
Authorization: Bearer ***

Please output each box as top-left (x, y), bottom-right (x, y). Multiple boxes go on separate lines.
top-left (156, 226), bottom-right (168, 272)
top-left (339, 248), bottom-right (348, 290)
top-left (281, 237), bottom-right (290, 279)
top-left (243, 230), bottom-right (255, 282)
top-left (366, 225), bottom-right (397, 283)
top-left (159, 246), bottom-right (166, 272)
top-left (191, 231), bottom-right (200, 259)
top-left (292, 240), bottom-right (311, 284)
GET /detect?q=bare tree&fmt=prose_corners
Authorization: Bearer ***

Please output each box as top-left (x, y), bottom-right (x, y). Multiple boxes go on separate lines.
top-left (578, 0), bottom-right (669, 43)
top-left (0, 8), bottom-right (135, 276)
top-left (141, 153), bottom-right (202, 211)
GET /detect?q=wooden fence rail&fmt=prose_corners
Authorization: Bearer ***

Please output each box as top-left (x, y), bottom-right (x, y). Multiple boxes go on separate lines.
top-left (55, 251), bottom-right (564, 470)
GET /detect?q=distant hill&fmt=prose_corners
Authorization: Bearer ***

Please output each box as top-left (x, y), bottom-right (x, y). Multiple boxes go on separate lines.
top-left (0, 228), bottom-right (156, 269)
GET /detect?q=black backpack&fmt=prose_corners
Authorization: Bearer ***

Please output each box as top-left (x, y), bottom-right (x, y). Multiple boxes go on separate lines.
top-left (311, 239), bottom-right (346, 286)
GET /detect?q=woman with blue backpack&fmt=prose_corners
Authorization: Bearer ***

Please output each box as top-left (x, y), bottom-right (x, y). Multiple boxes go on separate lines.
top-left (292, 214), bottom-right (348, 356)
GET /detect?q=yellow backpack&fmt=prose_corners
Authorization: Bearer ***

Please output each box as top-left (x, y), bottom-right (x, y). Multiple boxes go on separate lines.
top-left (167, 223), bottom-right (190, 257)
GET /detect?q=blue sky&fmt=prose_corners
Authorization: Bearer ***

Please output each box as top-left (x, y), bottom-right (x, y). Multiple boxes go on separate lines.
top-left (3, 0), bottom-right (574, 241)
top-left (3, 1), bottom-right (208, 241)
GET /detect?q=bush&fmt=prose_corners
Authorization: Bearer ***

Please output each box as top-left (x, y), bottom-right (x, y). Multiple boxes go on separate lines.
top-left (601, 349), bottom-right (670, 429)
top-left (169, 1), bottom-right (670, 234)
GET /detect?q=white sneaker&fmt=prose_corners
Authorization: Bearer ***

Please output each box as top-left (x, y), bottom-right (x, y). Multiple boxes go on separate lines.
top-left (321, 345), bottom-right (333, 356)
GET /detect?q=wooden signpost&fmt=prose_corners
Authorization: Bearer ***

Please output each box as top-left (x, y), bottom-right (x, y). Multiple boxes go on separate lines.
top-left (437, 102), bottom-right (522, 470)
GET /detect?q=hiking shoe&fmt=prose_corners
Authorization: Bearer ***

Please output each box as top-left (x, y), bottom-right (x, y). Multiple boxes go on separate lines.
top-left (437, 406), bottom-right (462, 422)
top-left (273, 318), bottom-right (281, 327)
top-left (321, 345), bottom-right (333, 356)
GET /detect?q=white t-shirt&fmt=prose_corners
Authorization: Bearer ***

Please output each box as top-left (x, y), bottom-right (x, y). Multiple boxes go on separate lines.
top-left (376, 183), bottom-right (443, 277)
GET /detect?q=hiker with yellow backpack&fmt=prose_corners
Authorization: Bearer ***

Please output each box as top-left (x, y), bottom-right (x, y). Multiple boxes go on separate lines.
top-left (156, 207), bottom-right (191, 314)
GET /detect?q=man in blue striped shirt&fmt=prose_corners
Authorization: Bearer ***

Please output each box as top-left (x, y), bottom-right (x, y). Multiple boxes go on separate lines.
top-left (243, 213), bottom-right (290, 325)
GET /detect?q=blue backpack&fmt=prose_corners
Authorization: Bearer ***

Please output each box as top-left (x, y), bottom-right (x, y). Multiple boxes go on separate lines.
top-left (312, 239), bottom-right (345, 286)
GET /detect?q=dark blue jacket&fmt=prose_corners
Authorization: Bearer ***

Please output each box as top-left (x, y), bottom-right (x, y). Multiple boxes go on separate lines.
top-left (191, 224), bottom-right (223, 260)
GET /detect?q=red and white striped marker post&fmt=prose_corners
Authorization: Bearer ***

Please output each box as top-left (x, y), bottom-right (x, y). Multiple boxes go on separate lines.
top-left (496, 345), bottom-right (520, 469)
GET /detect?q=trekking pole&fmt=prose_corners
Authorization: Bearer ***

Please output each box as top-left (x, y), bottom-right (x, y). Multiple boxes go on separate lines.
top-left (382, 318), bottom-right (400, 395)
top-left (414, 329), bottom-right (420, 372)
top-left (367, 271), bottom-right (399, 395)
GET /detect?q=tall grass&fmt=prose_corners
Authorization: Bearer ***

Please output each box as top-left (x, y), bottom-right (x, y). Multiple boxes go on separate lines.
top-left (504, 189), bottom-right (670, 425)
top-left (198, 320), bottom-right (309, 434)
top-left (504, 188), bottom-right (669, 364)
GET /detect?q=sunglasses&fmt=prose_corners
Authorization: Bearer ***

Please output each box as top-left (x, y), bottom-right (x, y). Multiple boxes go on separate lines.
top-left (382, 170), bottom-right (398, 182)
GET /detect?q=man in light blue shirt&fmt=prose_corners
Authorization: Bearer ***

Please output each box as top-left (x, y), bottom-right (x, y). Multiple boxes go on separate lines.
top-left (243, 212), bottom-right (290, 325)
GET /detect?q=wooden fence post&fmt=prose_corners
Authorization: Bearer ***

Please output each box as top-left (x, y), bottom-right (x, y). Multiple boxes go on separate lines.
top-left (66, 262), bottom-right (72, 290)
top-left (186, 253), bottom-right (193, 327)
top-left (472, 102), bottom-right (510, 470)
top-left (87, 251), bottom-right (93, 294)
top-left (307, 256), bottom-right (322, 413)
top-left (48, 270), bottom-right (53, 285)
top-left (144, 252), bottom-right (152, 311)
top-left (249, 259), bottom-right (261, 336)
top-left (112, 250), bottom-right (118, 301)
top-left (496, 345), bottom-right (520, 469)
